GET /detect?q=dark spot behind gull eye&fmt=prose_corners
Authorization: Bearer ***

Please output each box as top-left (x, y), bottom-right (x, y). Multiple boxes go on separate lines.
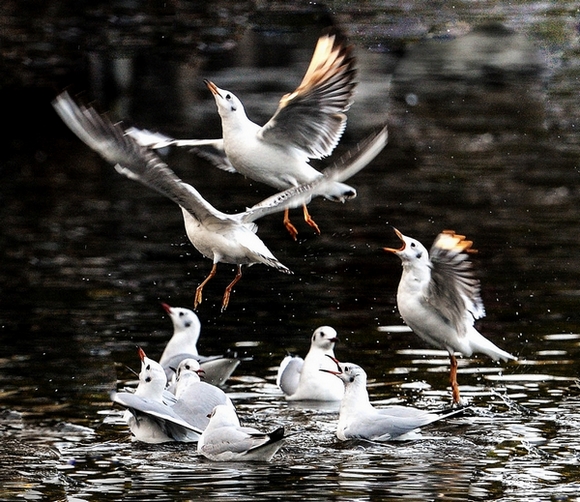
top-left (184, 321), bottom-right (191, 328)
top-left (145, 377), bottom-right (151, 382)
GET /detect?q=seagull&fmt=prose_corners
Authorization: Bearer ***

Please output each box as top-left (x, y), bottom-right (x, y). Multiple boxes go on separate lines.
top-left (111, 348), bottom-right (203, 443)
top-left (159, 302), bottom-right (240, 386)
top-left (384, 228), bottom-right (517, 404)
top-left (168, 358), bottom-right (236, 432)
top-left (52, 92), bottom-right (387, 310)
top-left (127, 28), bottom-right (358, 239)
top-left (322, 358), bottom-right (464, 441)
top-left (197, 404), bottom-right (285, 462)
top-left (276, 326), bottom-right (344, 401)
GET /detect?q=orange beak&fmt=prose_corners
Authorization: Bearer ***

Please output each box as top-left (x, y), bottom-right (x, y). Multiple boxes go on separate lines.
top-left (138, 347), bottom-right (146, 361)
top-left (204, 79), bottom-right (220, 97)
top-left (383, 227), bottom-right (406, 253)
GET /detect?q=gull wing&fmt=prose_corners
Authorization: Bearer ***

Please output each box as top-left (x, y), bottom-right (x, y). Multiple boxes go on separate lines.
top-left (52, 92), bottom-right (231, 223)
top-left (427, 231), bottom-right (486, 336)
top-left (111, 391), bottom-right (203, 436)
top-left (258, 28), bottom-right (357, 159)
top-left (126, 127), bottom-right (237, 173)
top-left (241, 124), bottom-right (388, 224)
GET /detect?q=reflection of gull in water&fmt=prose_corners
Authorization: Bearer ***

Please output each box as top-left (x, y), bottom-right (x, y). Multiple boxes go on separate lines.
top-left (53, 92), bottom-right (387, 311)
top-left (323, 358), bottom-right (464, 441)
top-left (159, 302), bottom-right (240, 386)
top-left (128, 28), bottom-right (358, 240)
top-left (198, 404), bottom-right (285, 462)
top-left (277, 326), bottom-right (344, 401)
top-left (385, 228), bottom-right (517, 404)
top-left (111, 348), bottom-right (202, 443)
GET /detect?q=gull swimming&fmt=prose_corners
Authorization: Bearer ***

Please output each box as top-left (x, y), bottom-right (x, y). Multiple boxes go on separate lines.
top-left (322, 358), bottom-right (464, 441)
top-left (111, 348), bottom-right (202, 443)
top-left (197, 404), bottom-right (285, 462)
top-left (169, 358), bottom-right (236, 432)
top-left (159, 302), bottom-right (240, 386)
top-left (384, 228), bottom-right (517, 403)
top-left (128, 28), bottom-right (358, 239)
top-left (277, 326), bottom-right (344, 401)
top-left (53, 92), bottom-right (387, 310)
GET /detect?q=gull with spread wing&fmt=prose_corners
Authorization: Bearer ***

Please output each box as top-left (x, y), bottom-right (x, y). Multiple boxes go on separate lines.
top-left (111, 348), bottom-right (203, 443)
top-left (127, 28), bottom-right (358, 239)
top-left (53, 91), bottom-right (387, 311)
top-left (384, 228), bottom-right (517, 403)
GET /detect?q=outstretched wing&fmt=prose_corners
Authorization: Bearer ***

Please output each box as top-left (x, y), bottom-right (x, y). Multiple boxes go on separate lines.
top-left (258, 28), bottom-right (357, 159)
top-left (126, 126), bottom-right (237, 173)
top-left (52, 92), bottom-right (230, 224)
top-left (241, 124), bottom-right (388, 224)
top-left (427, 231), bottom-right (486, 336)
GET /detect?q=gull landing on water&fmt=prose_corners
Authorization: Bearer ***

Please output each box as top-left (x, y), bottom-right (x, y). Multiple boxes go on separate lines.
top-left (384, 228), bottom-right (517, 404)
top-left (53, 92), bottom-right (387, 311)
top-left (127, 28), bottom-right (358, 240)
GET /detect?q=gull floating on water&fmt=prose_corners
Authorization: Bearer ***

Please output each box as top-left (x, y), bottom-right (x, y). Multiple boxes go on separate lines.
top-left (127, 28), bottom-right (358, 239)
top-left (159, 302), bottom-right (240, 386)
top-left (322, 358), bottom-right (464, 441)
top-left (168, 358), bottom-right (236, 432)
top-left (277, 326), bottom-right (344, 401)
top-left (111, 348), bottom-right (202, 443)
top-left (384, 228), bottom-right (517, 404)
top-left (197, 404), bottom-right (285, 462)
top-left (53, 92), bottom-right (387, 310)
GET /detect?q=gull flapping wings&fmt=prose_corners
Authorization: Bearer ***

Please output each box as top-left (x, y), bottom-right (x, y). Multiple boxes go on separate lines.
top-left (427, 230), bottom-right (486, 336)
top-left (52, 92), bottom-right (230, 225)
top-left (240, 124), bottom-right (388, 224)
top-left (125, 126), bottom-right (237, 173)
top-left (258, 28), bottom-right (357, 159)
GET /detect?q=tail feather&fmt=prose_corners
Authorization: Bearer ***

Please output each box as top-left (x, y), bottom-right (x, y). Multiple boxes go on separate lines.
top-left (469, 330), bottom-right (517, 361)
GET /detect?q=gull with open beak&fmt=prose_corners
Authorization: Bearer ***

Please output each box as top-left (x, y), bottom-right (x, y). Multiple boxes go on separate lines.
top-left (384, 228), bottom-right (517, 404)
top-left (127, 28), bottom-right (358, 239)
top-left (52, 92), bottom-right (387, 311)
top-left (321, 357), bottom-right (465, 441)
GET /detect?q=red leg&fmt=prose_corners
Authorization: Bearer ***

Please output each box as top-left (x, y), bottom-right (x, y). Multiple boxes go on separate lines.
top-left (303, 204), bottom-right (320, 235)
top-left (283, 208), bottom-right (299, 240)
top-left (221, 265), bottom-right (242, 312)
top-left (449, 353), bottom-right (460, 404)
top-left (195, 263), bottom-right (217, 309)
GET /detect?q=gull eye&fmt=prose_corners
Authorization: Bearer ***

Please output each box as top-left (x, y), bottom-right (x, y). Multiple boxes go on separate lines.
top-left (179, 312), bottom-right (184, 317)
top-left (185, 364), bottom-right (191, 370)
top-left (146, 364), bottom-right (151, 371)
top-left (226, 93), bottom-right (231, 100)
top-left (410, 242), bottom-right (416, 248)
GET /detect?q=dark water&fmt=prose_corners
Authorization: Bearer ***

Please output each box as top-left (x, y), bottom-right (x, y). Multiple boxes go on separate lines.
top-left (2, 1), bottom-right (580, 500)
